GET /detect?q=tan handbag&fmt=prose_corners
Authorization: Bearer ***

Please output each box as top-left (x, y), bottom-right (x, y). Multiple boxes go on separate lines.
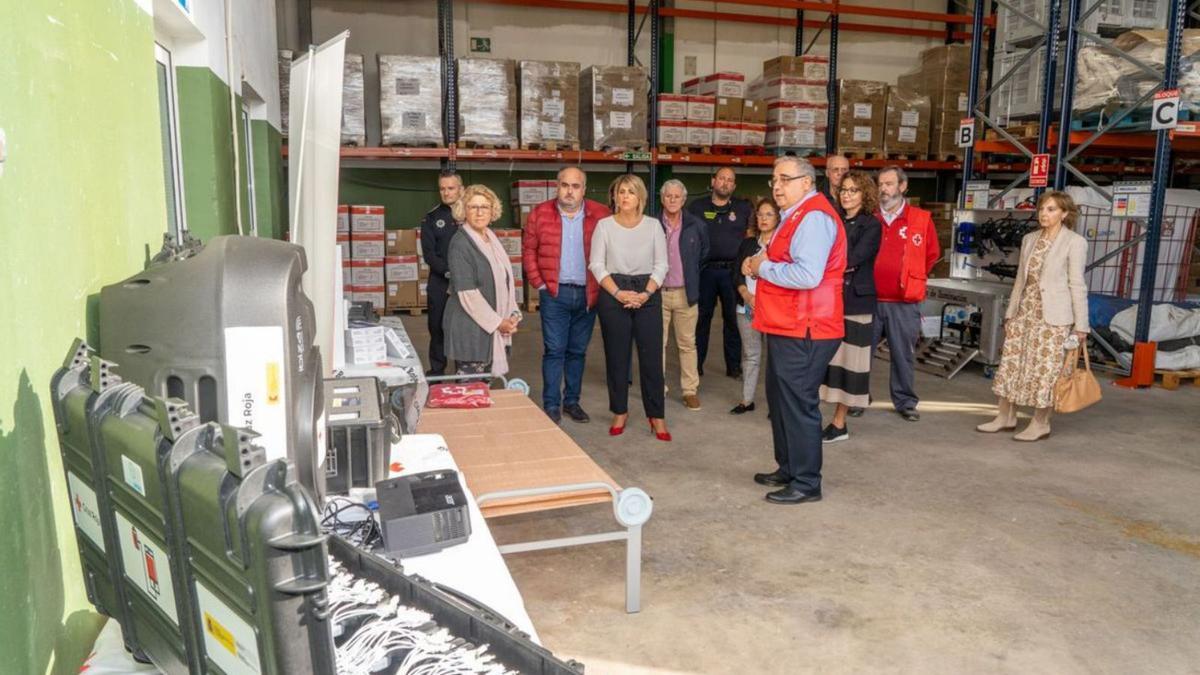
top-left (1054, 347), bottom-right (1102, 413)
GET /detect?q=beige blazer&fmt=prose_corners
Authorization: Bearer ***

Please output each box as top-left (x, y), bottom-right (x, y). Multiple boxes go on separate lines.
top-left (1005, 228), bottom-right (1090, 333)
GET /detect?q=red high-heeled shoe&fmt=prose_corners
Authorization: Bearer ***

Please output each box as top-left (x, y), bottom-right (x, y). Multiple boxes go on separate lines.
top-left (648, 418), bottom-right (672, 442)
top-left (609, 416), bottom-right (627, 436)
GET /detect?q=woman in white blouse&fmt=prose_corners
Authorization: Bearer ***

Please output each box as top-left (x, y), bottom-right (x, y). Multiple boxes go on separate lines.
top-left (589, 174), bottom-right (671, 441)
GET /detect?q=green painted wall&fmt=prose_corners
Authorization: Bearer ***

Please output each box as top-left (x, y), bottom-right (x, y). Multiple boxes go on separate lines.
top-left (177, 66), bottom-right (240, 241)
top-left (252, 120), bottom-right (286, 240)
top-left (0, 2), bottom-right (169, 673)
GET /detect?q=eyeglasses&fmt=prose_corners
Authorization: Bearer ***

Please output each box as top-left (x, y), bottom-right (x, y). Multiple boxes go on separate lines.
top-left (767, 175), bottom-right (808, 188)
top-left (466, 204), bottom-right (492, 212)
top-left (838, 187), bottom-right (862, 195)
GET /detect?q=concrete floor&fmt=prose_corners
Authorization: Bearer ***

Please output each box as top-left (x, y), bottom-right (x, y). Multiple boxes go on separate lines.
top-left (401, 315), bottom-right (1200, 675)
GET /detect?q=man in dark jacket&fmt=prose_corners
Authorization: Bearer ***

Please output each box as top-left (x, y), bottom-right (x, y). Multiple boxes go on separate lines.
top-left (659, 179), bottom-right (710, 410)
top-left (522, 166), bottom-right (612, 423)
top-left (687, 167), bottom-right (753, 378)
top-left (821, 154), bottom-right (849, 216)
top-left (419, 170), bottom-right (463, 376)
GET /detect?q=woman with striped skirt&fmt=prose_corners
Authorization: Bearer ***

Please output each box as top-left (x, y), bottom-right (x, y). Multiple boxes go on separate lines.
top-left (820, 171), bottom-right (882, 443)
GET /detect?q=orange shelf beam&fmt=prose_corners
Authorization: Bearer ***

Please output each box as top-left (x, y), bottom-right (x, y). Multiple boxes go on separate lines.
top-left (977, 128), bottom-right (1200, 156)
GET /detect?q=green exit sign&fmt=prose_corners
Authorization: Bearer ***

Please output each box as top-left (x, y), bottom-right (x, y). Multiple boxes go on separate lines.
top-left (470, 37), bottom-right (491, 53)
top-left (621, 151), bottom-right (652, 162)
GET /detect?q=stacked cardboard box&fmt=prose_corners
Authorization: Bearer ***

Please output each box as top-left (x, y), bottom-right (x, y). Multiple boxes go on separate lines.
top-left (658, 91), bottom-right (765, 148)
top-left (580, 66), bottom-right (649, 151)
top-left (883, 86), bottom-right (931, 158)
top-left (342, 53), bottom-right (367, 146)
top-left (519, 60), bottom-right (580, 149)
top-left (347, 206), bottom-right (386, 309)
top-left (510, 180), bottom-right (555, 227)
top-left (378, 55), bottom-right (444, 146)
top-left (897, 45), bottom-right (985, 159)
top-left (346, 324), bottom-right (387, 364)
top-left (741, 99), bottom-right (767, 146)
top-left (458, 58), bottom-right (519, 149)
top-left (753, 56), bottom-right (830, 152)
top-left (682, 72), bottom-right (747, 98)
top-left (385, 229), bottom-right (423, 310)
top-left (835, 80), bottom-right (888, 155)
top-left (685, 95), bottom-right (715, 147)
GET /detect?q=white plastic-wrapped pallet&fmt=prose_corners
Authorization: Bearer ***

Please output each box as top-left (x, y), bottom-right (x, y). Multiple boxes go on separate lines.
top-left (458, 58), bottom-right (519, 149)
top-left (519, 60), bottom-right (580, 149)
top-left (342, 53), bottom-right (366, 146)
top-left (279, 50), bottom-right (292, 138)
top-left (378, 55), bottom-right (445, 147)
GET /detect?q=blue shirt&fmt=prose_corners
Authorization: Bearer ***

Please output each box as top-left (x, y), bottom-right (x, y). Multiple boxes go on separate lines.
top-left (759, 190), bottom-right (837, 290)
top-left (558, 207), bottom-right (587, 285)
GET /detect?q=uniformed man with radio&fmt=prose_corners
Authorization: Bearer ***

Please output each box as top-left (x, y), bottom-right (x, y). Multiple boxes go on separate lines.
top-left (687, 166), bottom-right (753, 378)
top-left (420, 170), bottom-right (463, 376)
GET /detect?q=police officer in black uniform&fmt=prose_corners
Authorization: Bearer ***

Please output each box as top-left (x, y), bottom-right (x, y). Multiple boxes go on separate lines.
top-left (687, 166), bottom-right (753, 378)
top-left (420, 170), bottom-right (463, 376)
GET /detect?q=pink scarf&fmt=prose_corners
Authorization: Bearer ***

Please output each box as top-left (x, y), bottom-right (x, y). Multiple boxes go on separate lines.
top-left (458, 226), bottom-right (519, 376)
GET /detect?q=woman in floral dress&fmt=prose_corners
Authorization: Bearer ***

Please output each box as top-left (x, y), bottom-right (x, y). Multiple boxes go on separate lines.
top-left (977, 190), bottom-right (1090, 441)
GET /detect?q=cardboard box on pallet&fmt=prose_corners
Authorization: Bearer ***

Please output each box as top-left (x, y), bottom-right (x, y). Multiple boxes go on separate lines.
top-left (741, 99), bottom-right (767, 125)
top-left (351, 284), bottom-right (387, 310)
top-left (930, 111), bottom-right (978, 158)
top-left (748, 77), bottom-right (829, 105)
top-left (511, 180), bottom-right (550, 205)
top-left (884, 86), bottom-right (932, 157)
top-left (495, 229), bottom-right (523, 256)
top-left (518, 60), bottom-right (580, 148)
top-left (686, 122), bottom-right (714, 147)
top-left (350, 205), bottom-right (386, 232)
top-left (740, 123), bottom-right (767, 147)
top-left (386, 229), bottom-right (419, 256)
top-left (836, 79), bottom-right (888, 155)
top-left (766, 124), bottom-right (826, 149)
top-left (657, 120), bottom-right (689, 145)
top-left (763, 55), bottom-right (831, 81)
top-left (657, 94), bottom-right (689, 121)
top-left (680, 77), bottom-right (701, 95)
top-left (419, 281), bottom-right (429, 306)
top-left (350, 232), bottom-right (386, 259)
top-left (378, 54), bottom-right (444, 146)
top-left (510, 256), bottom-right (524, 285)
top-left (349, 258), bottom-right (385, 286)
top-left (714, 97), bottom-right (743, 122)
top-left (386, 281), bottom-right (420, 308)
top-left (767, 101), bottom-right (828, 127)
top-left (713, 122), bottom-right (742, 146)
top-left (337, 204), bottom-right (350, 232)
top-left (458, 58), bottom-right (519, 148)
top-left (342, 53), bottom-right (367, 146)
top-left (686, 95), bottom-right (716, 123)
top-left (695, 72), bottom-right (746, 98)
top-left (336, 233), bottom-right (350, 261)
top-left (580, 65), bottom-right (649, 151)
top-left (385, 255), bottom-right (420, 283)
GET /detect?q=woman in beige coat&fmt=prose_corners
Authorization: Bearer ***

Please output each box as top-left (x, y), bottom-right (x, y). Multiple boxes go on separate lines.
top-left (977, 190), bottom-right (1089, 441)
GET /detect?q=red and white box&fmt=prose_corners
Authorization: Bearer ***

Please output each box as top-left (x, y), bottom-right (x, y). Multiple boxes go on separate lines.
top-left (657, 119), bottom-right (689, 145)
top-left (740, 123), bottom-right (767, 147)
top-left (348, 258), bottom-right (385, 286)
top-left (681, 77), bottom-right (701, 95)
top-left (350, 232), bottom-right (386, 259)
top-left (749, 77), bottom-right (829, 104)
top-left (686, 95), bottom-right (716, 123)
top-left (510, 180), bottom-right (550, 205)
top-left (350, 205), bottom-right (386, 232)
top-left (696, 72), bottom-right (746, 98)
top-left (385, 255), bottom-right (420, 282)
top-left (336, 232), bottom-right (351, 261)
top-left (341, 260), bottom-right (353, 288)
top-left (657, 94), bottom-right (689, 121)
top-left (713, 121), bottom-right (742, 146)
top-left (686, 122), bottom-right (714, 147)
top-left (350, 285), bottom-right (386, 309)
top-left (510, 256), bottom-right (524, 283)
top-left (766, 101), bottom-right (829, 127)
top-left (495, 229), bottom-right (523, 256)
top-left (337, 204), bottom-right (350, 232)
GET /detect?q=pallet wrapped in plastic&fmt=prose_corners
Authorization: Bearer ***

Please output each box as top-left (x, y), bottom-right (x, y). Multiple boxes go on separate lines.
top-left (896, 44), bottom-right (985, 118)
top-left (378, 54), bottom-right (445, 147)
top-left (458, 57), bottom-right (519, 149)
top-left (884, 86), bottom-right (931, 157)
top-left (580, 65), bottom-right (649, 151)
top-left (342, 53), bottom-right (366, 146)
top-left (1074, 29), bottom-right (1200, 116)
top-left (835, 79), bottom-right (887, 155)
top-left (519, 60), bottom-right (581, 149)
top-left (279, 50), bottom-right (292, 138)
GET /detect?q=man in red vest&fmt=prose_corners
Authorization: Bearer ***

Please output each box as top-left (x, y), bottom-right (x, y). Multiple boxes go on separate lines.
top-left (865, 166), bottom-right (940, 422)
top-left (744, 156), bottom-right (847, 505)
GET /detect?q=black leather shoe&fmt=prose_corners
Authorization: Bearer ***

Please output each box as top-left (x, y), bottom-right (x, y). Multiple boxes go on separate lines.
top-left (563, 404), bottom-right (590, 423)
top-left (765, 486), bottom-right (822, 504)
top-left (726, 367), bottom-right (742, 379)
top-left (730, 402), bottom-right (756, 415)
top-left (899, 409), bottom-right (920, 422)
top-left (545, 407), bottom-right (562, 424)
top-left (753, 470), bottom-right (789, 487)
top-left (847, 406), bottom-right (865, 418)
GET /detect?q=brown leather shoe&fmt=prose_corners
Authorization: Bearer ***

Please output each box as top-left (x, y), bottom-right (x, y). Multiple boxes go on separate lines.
top-left (683, 394), bottom-right (701, 411)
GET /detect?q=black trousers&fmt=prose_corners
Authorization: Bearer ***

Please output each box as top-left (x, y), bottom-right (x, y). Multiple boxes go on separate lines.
top-left (426, 275), bottom-right (450, 374)
top-left (597, 280), bottom-right (665, 418)
top-left (765, 333), bottom-right (841, 491)
top-left (697, 264), bottom-right (742, 374)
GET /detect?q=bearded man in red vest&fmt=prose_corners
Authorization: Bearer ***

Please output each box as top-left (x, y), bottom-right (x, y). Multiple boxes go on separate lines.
top-left (743, 156), bottom-right (847, 505)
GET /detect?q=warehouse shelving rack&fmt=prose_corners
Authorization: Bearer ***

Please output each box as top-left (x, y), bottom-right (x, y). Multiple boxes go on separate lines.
top-left (958, 0), bottom-right (1199, 377)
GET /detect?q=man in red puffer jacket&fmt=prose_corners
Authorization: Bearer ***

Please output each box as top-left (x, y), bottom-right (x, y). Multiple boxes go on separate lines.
top-left (522, 166), bottom-right (612, 424)
top-left (868, 166), bottom-right (940, 422)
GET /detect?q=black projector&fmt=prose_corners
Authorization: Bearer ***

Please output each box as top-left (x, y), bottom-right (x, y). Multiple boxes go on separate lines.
top-left (375, 470), bottom-right (471, 557)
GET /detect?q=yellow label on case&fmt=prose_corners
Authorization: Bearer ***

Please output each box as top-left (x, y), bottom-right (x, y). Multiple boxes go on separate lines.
top-left (205, 612), bottom-right (238, 655)
top-left (265, 362), bottom-right (280, 404)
